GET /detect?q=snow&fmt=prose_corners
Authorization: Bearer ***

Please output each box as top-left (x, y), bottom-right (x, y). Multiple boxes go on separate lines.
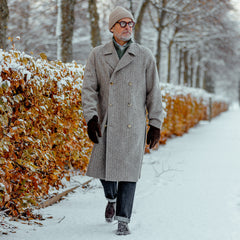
top-left (2, 104), bottom-right (240, 239)
top-left (161, 82), bottom-right (228, 103)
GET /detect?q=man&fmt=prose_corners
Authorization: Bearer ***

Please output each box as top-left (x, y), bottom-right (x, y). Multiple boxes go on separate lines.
top-left (82, 6), bottom-right (164, 235)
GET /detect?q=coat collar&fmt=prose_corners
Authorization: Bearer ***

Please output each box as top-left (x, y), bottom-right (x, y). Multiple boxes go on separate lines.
top-left (103, 40), bottom-right (138, 73)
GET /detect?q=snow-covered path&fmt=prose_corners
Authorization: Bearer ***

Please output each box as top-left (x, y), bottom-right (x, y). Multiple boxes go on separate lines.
top-left (3, 106), bottom-right (240, 240)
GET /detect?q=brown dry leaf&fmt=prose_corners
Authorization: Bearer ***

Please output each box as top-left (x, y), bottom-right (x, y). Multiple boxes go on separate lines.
top-left (65, 176), bottom-right (70, 181)
top-left (22, 58), bottom-right (28, 65)
top-left (39, 53), bottom-right (47, 61)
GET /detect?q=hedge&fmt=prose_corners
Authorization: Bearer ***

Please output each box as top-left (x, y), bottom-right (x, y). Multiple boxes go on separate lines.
top-left (0, 49), bottom-right (228, 218)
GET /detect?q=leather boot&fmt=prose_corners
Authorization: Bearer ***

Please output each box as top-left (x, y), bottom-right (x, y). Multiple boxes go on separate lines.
top-left (105, 202), bottom-right (116, 223)
top-left (116, 221), bottom-right (130, 235)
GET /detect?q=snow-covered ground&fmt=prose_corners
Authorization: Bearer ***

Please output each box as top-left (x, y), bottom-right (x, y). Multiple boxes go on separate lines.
top-left (2, 104), bottom-right (240, 240)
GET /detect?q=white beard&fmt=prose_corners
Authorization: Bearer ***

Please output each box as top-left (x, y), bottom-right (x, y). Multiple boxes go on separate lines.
top-left (115, 31), bottom-right (132, 42)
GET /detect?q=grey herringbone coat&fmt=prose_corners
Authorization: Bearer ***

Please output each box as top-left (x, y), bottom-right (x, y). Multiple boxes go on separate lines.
top-left (82, 40), bottom-right (164, 182)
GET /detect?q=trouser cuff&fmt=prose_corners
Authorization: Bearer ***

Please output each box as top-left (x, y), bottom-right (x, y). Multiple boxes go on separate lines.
top-left (107, 198), bottom-right (116, 203)
top-left (114, 216), bottom-right (130, 223)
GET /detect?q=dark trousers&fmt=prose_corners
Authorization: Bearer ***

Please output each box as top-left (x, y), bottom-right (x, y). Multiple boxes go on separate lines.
top-left (100, 179), bottom-right (136, 223)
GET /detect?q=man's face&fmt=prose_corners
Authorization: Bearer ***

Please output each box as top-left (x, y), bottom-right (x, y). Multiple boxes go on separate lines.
top-left (111, 17), bottom-right (134, 45)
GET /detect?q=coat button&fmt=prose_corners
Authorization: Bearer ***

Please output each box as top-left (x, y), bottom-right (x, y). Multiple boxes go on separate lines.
top-left (128, 82), bottom-right (132, 86)
top-left (110, 82), bottom-right (113, 85)
top-left (128, 103), bottom-right (132, 107)
top-left (127, 124), bottom-right (132, 128)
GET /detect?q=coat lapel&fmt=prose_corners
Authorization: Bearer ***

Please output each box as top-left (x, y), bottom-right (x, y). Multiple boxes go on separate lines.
top-left (114, 43), bottom-right (137, 73)
top-left (103, 41), bottom-right (138, 74)
top-left (103, 41), bottom-right (119, 71)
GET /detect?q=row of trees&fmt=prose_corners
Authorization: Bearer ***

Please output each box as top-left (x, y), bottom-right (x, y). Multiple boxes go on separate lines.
top-left (1, 0), bottom-right (240, 100)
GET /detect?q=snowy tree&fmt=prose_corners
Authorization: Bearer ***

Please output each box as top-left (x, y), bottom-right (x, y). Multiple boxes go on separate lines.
top-left (189, 0), bottom-right (236, 93)
top-left (0, 0), bottom-right (9, 49)
top-left (88, 0), bottom-right (101, 47)
top-left (8, 0), bottom-right (58, 59)
top-left (57, 0), bottom-right (76, 62)
top-left (147, 0), bottom-right (168, 73)
top-left (146, 0), bottom-right (238, 95)
top-left (134, 0), bottom-right (150, 43)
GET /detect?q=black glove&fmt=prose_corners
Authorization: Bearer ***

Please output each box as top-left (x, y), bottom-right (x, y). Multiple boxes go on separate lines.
top-left (87, 115), bottom-right (102, 143)
top-left (147, 125), bottom-right (161, 149)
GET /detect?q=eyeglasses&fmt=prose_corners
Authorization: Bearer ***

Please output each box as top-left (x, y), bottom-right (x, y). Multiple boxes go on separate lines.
top-left (117, 21), bottom-right (135, 28)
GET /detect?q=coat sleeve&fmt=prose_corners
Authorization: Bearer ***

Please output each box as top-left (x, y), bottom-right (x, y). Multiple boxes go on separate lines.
top-left (81, 49), bottom-right (99, 124)
top-left (145, 52), bottom-right (165, 129)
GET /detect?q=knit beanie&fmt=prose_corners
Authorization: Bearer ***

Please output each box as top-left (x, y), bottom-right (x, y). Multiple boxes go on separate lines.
top-left (108, 6), bottom-right (135, 32)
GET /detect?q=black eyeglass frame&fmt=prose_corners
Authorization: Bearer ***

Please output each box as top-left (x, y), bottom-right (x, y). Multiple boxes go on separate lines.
top-left (116, 21), bottom-right (135, 28)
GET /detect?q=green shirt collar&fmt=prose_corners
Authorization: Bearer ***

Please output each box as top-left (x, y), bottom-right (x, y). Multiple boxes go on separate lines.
top-left (112, 37), bottom-right (133, 59)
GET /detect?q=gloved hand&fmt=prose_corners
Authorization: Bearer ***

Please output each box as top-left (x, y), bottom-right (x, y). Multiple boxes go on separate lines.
top-left (87, 115), bottom-right (102, 143)
top-left (147, 125), bottom-right (161, 149)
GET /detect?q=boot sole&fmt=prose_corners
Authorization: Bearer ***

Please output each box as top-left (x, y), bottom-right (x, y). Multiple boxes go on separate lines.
top-left (116, 230), bottom-right (130, 235)
top-left (105, 217), bottom-right (114, 223)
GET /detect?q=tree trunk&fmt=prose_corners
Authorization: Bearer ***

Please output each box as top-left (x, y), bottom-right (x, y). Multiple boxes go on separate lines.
top-left (183, 50), bottom-right (189, 86)
top-left (88, 0), bottom-right (101, 48)
top-left (0, 0), bottom-right (9, 50)
top-left (19, 2), bottom-right (30, 52)
top-left (202, 69), bottom-right (207, 91)
top-left (203, 62), bottom-right (214, 93)
top-left (178, 48), bottom-right (182, 85)
top-left (167, 40), bottom-right (173, 83)
top-left (190, 54), bottom-right (194, 87)
top-left (155, 0), bottom-right (167, 73)
top-left (196, 52), bottom-right (201, 88)
top-left (57, 0), bottom-right (75, 62)
top-left (134, 0), bottom-right (150, 43)
top-left (156, 27), bottom-right (162, 73)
